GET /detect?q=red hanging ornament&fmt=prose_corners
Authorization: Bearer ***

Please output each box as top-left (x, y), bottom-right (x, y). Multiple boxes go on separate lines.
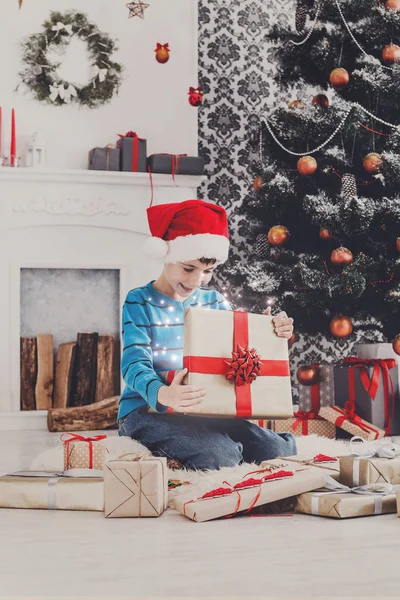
top-left (297, 156), bottom-right (317, 175)
top-left (288, 99), bottom-right (304, 109)
top-left (253, 175), bottom-right (263, 190)
top-left (330, 246), bottom-right (353, 266)
top-left (268, 225), bottom-right (290, 246)
top-left (155, 43), bottom-right (170, 64)
top-left (329, 68), bottom-right (350, 87)
top-left (312, 94), bottom-right (329, 108)
top-left (188, 86), bottom-right (203, 107)
top-left (363, 152), bottom-right (383, 174)
top-left (386, 0), bottom-right (400, 10)
top-left (330, 316), bottom-right (353, 338)
top-left (297, 365), bottom-right (319, 386)
top-left (288, 333), bottom-right (296, 348)
top-left (382, 43), bottom-right (400, 63)
top-left (320, 228), bottom-right (333, 240)
top-left (396, 237), bottom-right (400, 252)
top-left (393, 334), bottom-right (400, 356)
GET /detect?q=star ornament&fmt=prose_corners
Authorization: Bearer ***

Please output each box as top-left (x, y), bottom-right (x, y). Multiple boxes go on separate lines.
top-left (126, 1), bottom-right (149, 18)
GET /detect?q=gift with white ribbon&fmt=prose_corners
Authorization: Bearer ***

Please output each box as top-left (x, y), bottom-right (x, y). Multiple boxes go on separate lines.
top-left (339, 436), bottom-right (400, 487)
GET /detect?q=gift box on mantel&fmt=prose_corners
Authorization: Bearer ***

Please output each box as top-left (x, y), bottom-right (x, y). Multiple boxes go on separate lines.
top-left (334, 357), bottom-right (400, 435)
top-left (103, 455), bottom-right (168, 518)
top-left (174, 459), bottom-right (327, 522)
top-left (147, 153), bottom-right (204, 176)
top-left (0, 471), bottom-right (104, 511)
top-left (272, 412), bottom-right (336, 438)
top-left (61, 433), bottom-right (107, 472)
top-left (118, 131), bottom-right (147, 172)
top-left (88, 145), bottom-right (120, 171)
top-left (166, 308), bottom-right (293, 419)
top-left (295, 477), bottom-right (397, 519)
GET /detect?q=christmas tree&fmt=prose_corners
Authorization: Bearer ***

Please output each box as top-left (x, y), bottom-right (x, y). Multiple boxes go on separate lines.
top-left (223, 0), bottom-right (400, 352)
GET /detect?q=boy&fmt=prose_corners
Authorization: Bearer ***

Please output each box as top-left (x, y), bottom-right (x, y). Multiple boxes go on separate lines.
top-left (118, 199), bottom-right (296, 470)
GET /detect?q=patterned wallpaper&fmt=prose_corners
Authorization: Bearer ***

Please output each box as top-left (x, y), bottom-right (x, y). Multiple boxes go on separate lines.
top-left (197, 0), bottom-right (384, 400)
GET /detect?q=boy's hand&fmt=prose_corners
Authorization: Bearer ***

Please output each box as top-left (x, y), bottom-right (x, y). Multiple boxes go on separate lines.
top-left (264, 306), bottom-right (294, 339)
top-left (157, 368), bottom-right (206, 413)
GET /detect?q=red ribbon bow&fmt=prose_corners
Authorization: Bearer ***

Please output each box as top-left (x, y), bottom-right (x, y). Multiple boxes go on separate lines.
top-left (156, 43), bottom-right (170, 51)
top-left (225, 345), bottom-right (262, 386)
top-left (61, 433), bottom-right (107, 470)
top-left (292, 410), bottom-right (319, 435)
top-left (342, 357), bottom-right (396, 435)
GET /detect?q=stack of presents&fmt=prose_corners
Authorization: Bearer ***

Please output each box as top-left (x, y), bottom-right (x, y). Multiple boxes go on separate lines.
top-left (1, 309), bottom-right (400, 522)
top-left (88, 131), bottom-right (204, 176)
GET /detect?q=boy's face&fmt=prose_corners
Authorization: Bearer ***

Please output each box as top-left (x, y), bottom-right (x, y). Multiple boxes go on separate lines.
top-left (163, 259), bottom-right (217, 299)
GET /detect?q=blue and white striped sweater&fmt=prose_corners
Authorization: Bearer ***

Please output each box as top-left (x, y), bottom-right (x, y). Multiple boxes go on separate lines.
top-left (119, 281), bottom-right (231, 419)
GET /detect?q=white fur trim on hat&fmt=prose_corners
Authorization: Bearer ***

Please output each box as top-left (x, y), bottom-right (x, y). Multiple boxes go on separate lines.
top-left (162, 233), bottom-right (229, 264)
top-left (143, 236), bottom-right (169, 260)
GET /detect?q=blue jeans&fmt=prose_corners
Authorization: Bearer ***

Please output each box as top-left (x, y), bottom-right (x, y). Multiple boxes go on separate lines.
top-left (119, 407), bottom-right (297, 471)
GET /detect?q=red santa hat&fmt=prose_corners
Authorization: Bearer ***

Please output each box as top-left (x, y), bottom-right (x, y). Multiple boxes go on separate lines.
top-left (143, 199), bottom-right (230, 263)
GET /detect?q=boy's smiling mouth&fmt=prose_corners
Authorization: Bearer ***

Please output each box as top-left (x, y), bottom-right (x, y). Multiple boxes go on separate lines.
top-left (180, 283), bottom-right (194, 292)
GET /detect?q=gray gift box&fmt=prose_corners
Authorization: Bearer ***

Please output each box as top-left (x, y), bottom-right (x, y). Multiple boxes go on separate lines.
top-left (147, 154), bottom-right (204, 175)
top-left (119, 136), bottom-right (147, 172)
top-left (334, 362), bottom-right (400, 435)
top-left (88, 146), bottom-right (120, 171)
top-left (298, 365), bottom-right (335, 412)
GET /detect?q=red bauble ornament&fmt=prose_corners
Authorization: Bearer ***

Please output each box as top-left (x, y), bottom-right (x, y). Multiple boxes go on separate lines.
top-left (312, 94), bottom-right (329, 108)
top-left (386, 0), bottom-right (400, 10)
top-left (155, 43), bottom-right (170, 64)
top-left (297, 156), bottom-right (317, 176)
top-left (363, 152), bottom-right (383, 174)
top-left (382, 43), bottom-right (400, 63)
top-left (330, 246), bottom-right (353, 266)
top-left (267, 225), bottom-right (290, 246)
top-left (188, 86), bottom-right (203, 107)
top-left (396, 237), bottom-right (400, 252)
top-left (330, 316), bottom-right (353, 338)
top-left (320, 228), bottom-right (333, 240)
top-left (297, 365), bottom-right (319, 386)
top-left (393, 334), bottom-right (400, 356)
top-left (288, 333), bottom-right (296, 348)
top-left (253, 176), bottom-right (263, 190)
top-left (329, 68), bottom-right (350, 87)
top-left (289, 99), bottom-right (304, 109)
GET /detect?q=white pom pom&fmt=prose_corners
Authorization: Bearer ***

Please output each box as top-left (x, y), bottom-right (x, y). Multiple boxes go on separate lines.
top-left (143, 236), bottom-right (168, 259)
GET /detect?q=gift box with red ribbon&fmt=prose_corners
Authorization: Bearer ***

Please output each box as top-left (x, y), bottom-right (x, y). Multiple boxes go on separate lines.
top-left (88, 145), bottom-right (120, 171)
top-left (318, 405), bottom-right (385, 441)
top-left (147, 153), bottom-right (204, 176)
top-left (272, 412), bottom-right (336, 438)
top-left (174, 459), bottom-right (327, 522)
top-left (334, 357), bottom-right (400, 435)
top-left (61, 433), bottom-right (107, 471)
top-left (298, 365), bottom-right (335, 413)
top-left (118, 131), bottom-right (147, 172)
top-left (169, 308), bottom-right (293, 419)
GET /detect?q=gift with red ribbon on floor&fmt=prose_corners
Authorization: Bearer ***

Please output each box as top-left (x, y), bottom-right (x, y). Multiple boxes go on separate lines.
top-left (333, 357), bottom-right (400, 435)
top-left (298, 364), bottom-right (335, 412)
top-left (61, 433), bottom-right (107, 471)
top-left (118, 131), bottom-right (147, 172)
top-left (174, 459), bottom-right (327, 522)
top-left (272, 411), bottom-right (336, 438)
top-left (318, 404), bottom-right (385, 441)
top-left (160, 308), bottom-right (293, 419)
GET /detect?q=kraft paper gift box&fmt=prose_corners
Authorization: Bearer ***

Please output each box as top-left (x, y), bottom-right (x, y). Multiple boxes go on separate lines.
top-left (0, 471), bottom-right (104, 511)
top-left (103, 456), bottom-right (168, 518)
top-left (318, 405), bottom-right (385, 441)
top-left (355, 342), bottom-right (400, 391)
top-left (62, 433), bottom-right (106, 471)
top-left (147, 154), bottom-right (204, 176)
top-left (338, 438), bottom-right (400, 487)
top-left (273, 454), bottom-right (341, 481)
top-left (334, 358), bottom-right (400, 435)
top-left (174, 459), bottom-right (327, 522)
top-left (88, 146), bottom-right (120, 171)
top-left (295, 478), bottom-right (398, 518)
top-left (397, 489), bottom-right (400, 516)
top-left (298, 365), bottom-right (335, 412)
top-left (272, 412), bottom-right (336, 438)
top-left (119, 133), bottom-right (147, 172)
top-left (165, 308), bottom-right (293, 419)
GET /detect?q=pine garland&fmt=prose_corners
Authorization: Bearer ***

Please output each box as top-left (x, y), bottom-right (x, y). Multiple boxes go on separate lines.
top-left (19, 10), bottom-right (123, 109)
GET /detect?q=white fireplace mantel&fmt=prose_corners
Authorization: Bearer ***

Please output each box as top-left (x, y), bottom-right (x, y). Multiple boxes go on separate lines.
top-left (0, 167), bottom-right (206, 430)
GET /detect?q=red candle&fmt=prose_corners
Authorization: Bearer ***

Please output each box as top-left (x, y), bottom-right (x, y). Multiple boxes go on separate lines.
top-left (10, 108), bottom-right (16, 166)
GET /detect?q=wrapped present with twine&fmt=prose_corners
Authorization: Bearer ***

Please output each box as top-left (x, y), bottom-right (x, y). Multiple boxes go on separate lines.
top-left (272, 411), bottom-right (336, 438)
top-left (296, 476), bottom-right (398, 519)
top-left (318, 405), bottom-right (385, 441)
top-left (104, 454), bottom-right (168, 518)
top-left (61, 433), bottom-right (107, 472)
top-left (339, 436), bottom-right (400, 487)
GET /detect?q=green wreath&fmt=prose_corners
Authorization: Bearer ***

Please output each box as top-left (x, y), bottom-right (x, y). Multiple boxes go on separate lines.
top-left (19, 11), bottom-right (123, 109)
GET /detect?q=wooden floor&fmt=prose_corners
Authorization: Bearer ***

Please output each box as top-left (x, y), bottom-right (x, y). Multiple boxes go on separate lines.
top-left (0, 430), bottom-right (399, 598)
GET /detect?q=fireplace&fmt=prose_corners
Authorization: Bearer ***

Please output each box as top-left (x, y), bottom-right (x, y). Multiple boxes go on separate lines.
top-left (0, 168), bottom-right (204, 429)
